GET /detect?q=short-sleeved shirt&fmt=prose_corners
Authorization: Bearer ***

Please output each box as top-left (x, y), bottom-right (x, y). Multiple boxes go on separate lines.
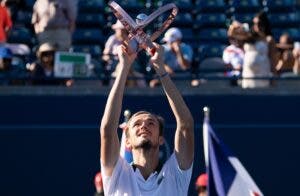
top-left (163, 43), bottom-right (193, 71)
top-left (102, 153), bottom-right (193, 196)
top-left (223, 44), bottom-right (244, 69)
top-left (0, 5), bottom-right (13, 42)
top-left (103, 34), bottom-right (123, 58)
top-left (223, 44), bottom-right (244, 76)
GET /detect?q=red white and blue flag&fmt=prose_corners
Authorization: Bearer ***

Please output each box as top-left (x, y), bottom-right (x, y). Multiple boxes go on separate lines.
top-left (203, 116), bottom-right (264, 196)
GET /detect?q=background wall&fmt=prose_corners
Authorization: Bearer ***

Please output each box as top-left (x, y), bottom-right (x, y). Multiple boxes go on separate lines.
top-left (0, 94), bottom-right (299, 196)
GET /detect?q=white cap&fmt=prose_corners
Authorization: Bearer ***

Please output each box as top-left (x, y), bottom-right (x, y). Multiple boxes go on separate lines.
top-left (162, 27), bottom-right (182, 43)
top-left (36, 42), bottom-right (56, 57)
top-left (112, 20), bottom-right (125, 29)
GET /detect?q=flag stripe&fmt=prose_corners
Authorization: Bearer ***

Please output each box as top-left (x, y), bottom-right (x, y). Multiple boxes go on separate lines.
top-left (203, 117), bottom-right (264, 196)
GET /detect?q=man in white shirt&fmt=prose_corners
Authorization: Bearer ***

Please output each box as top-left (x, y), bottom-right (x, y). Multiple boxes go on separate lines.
top-left (100, 43), bottom-right (194, 196)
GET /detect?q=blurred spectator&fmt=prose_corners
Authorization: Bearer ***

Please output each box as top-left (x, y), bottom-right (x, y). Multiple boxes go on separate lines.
top-left (162, 27), bottom-right (193, 71)
top-left (94, 172), bottom-right (104, 196)
top-left (293, 42), bottom-right (300, 75)
top-left (251, 11), bottom-right (278, 72)
top-left (232, 11), bottom-right (278, 88)
top-left (102, 20), bottom-right (127, 81)
top-left (102, 20), bottom-right (147, 87)
top-left (150, 27), bottom-right (193, 87)
top-left (275, 33), bottom-right (295, 75)
top-left (27, 42), bottom-right (72, 86)
top-left (32, 0), bottom-right (78, 51)
top-left (223, 21), bottom-right (245, 86)
top-left (195, 173), bottom-right (207, 196)
top-left (0, 46), bottom-right (24, 85)
top-left (102, 20), bottom-right (127, 68)
top-left (0, 0), bottom-right (13, 43)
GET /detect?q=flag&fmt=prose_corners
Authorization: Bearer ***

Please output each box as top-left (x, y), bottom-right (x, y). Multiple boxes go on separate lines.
top-left (119, 122), bottom-right (133, 163)
top-left (203, 116), bottom-right (264, 196)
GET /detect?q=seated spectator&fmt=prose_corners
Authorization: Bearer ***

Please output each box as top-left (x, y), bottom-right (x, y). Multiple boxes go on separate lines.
top-left (162, 27), bottom-right (193, 72)
top-left (293, 42), bottom-right (300, 75)
top-left (102, 20), bottom-right (127, 71)
top-left (0, 46), bottom-right (24, 85)
top-left (102, 20), bottom-right (147, 87)
top-left (275, 33), bottom-right (295, 75)
top-left (223, 21), bottom-right (245, 86)
top-left (0, 46), bottom-right (12, 70)
top-left (27, 42), bottom-right (72, 86)
top-left (195, 173), bottom-right (208, 196)
top-left (94, 172), bottom-right (104, 196)
top-left (0, 0), bottom-right (13, 43)
top-left (150, 27), bottom-right (193, 87)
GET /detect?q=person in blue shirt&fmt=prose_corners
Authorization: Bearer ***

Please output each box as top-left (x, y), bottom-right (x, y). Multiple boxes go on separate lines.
top-left (0, 46), bottom-right (25, 85)
top-left (149, 27), bottom-right (193, 87)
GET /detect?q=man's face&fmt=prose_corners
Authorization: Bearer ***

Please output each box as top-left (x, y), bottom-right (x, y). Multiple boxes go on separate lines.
top-left (40, 51), bottom-right (55, 66)
top-left (252, 17), bottom-right (261, 34)
top-left (126, 113), bottom-right (163, 150)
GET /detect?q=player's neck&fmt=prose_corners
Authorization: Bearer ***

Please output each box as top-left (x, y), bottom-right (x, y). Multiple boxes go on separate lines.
top-left (132, 148), bottom-right (159, 180)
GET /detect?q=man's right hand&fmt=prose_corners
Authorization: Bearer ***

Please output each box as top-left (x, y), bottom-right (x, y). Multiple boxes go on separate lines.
top-left (117, 45), bottom-right (137, 67)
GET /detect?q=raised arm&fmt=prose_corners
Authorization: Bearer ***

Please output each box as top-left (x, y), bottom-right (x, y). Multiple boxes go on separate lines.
top-left (151, 43), bottom-right (194, 170)
top-left (171, 41), bottom-right (191, 70)
top-left (100, 45), bottom-right (136, 176)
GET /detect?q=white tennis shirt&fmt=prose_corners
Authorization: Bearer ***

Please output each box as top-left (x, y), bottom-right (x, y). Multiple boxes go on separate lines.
top-left (102, 153), bottom-right (193, 196)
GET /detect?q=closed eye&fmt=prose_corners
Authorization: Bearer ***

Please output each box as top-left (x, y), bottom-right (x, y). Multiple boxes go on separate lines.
top-left (148, 122), bottom-right (154, 126)
top-left (133, 122), bottom-right (140, 127)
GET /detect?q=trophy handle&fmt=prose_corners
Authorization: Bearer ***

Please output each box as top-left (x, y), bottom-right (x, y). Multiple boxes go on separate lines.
top-left (108, 1), bottom-right (137, 29)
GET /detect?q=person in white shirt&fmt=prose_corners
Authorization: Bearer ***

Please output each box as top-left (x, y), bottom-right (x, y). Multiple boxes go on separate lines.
top-left (100, 43), bottom-right (194, 196)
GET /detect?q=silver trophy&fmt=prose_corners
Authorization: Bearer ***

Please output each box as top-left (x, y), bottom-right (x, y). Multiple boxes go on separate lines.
top-left (108, 1), bottom-right (178, 56)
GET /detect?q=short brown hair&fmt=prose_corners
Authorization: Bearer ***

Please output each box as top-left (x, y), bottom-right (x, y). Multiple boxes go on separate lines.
top-left (125, 111), bottom-right (164, 138)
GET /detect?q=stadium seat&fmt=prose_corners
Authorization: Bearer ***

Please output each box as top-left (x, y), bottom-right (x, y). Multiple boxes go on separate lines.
top-left (198, 57), bottom-right (226, 75)
top-left (195, 44), bottom-right (227, 74)
top-left (195, 13), bottom-right (228, 28)
top-left (119, 0), bottom-right (145, 13)
top-left (197, 28), bottom-right (228, 44)
top-left (76, 13), bottom-right (105, 28)
top-left (78, 0), bottom-right (104, 12)
top-left (156, 0), bottom-right (194, 12)
top-left (7, 27), bottom-right (36, 47)
top-left (179, 28), bottom-right (195, 43)
top-left (72, 28), bottom-right (104, 45)
top-left (71, 44), bottom-right (102, 59)
top-left (231, 13), bottom-right (256, 24)
top-left (24, 0), bottom-right (35, 11)
top-left (263, 0), bottom-right (296, 12)
top-left (197, 44), bottom-right (227, 60)
top-left (229, 0), bottom-right (262, 13)
top-left (194, 0), bottom-right (227, 13)
top-left (268, 12), bottom-right (300, 28)
top-left (273, 28), bottom-right (300, 42)
top-left (171, 13), bottom-right (193, 28)
top-left (15, 10), bottom-right (32, 28)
